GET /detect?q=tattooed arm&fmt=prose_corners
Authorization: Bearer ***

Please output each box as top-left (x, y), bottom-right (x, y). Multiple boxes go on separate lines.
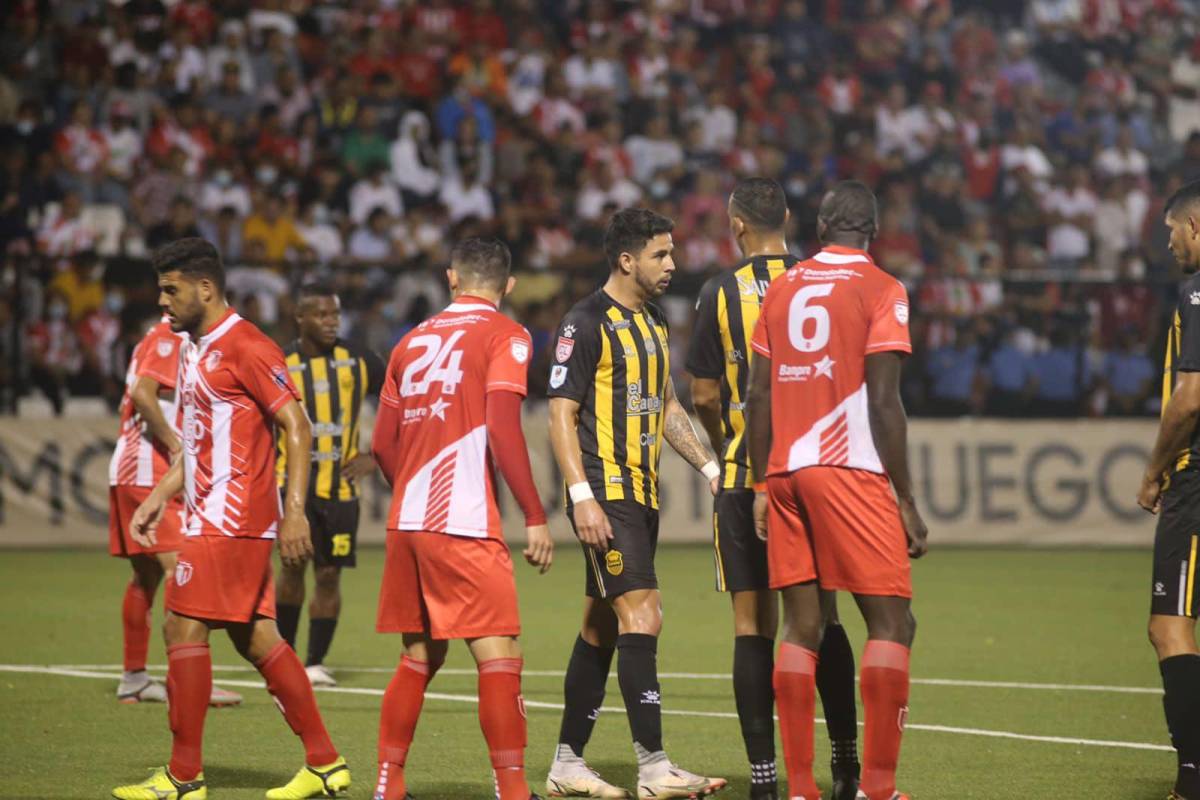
top-left (663, 378), bottom-right (720, 494)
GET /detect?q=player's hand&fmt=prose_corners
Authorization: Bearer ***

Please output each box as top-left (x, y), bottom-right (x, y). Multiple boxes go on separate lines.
top-left (523, 523), bottom-right (554, 574)
top-left (709, 476), bottom-right (719, 497)
top-left (900, 497), bottom-right (928, 559)
top-left (130, 493), bottom-right (166, 548)
top-left (1138, 471), bottom-right (1164, 514)
top-left (343, 453), bottom-right (377, 482)
top-left (278, 511), bottom-right (313, 568)
top-left (753, 490), bottom-right (768, 542)
top-left (573, 498), bottom-right (614, 553)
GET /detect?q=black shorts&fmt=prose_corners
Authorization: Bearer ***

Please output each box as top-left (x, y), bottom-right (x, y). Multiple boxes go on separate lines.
top-left (1152, 469), bottom-right (1200, 618)
top-left (713, 489), bottom-right (769, 593)
top-left (569, 499), bottom-right (659, 600)
top-left (305, 496), bottom-right (360, 568)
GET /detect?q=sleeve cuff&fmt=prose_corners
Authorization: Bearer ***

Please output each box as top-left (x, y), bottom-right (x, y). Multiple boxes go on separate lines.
top-left (750, 342), bottom-right (771, 357)
top-left (486, 380), bottom-right (529, 396)
top-left (136, 367), bottom-right (177, 387)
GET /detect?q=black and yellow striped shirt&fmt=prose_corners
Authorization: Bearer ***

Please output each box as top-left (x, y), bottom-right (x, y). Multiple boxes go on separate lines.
top-left (1163, 275), bottom-right (1200, 475)
top-left (686, 255), bottom-right (795, 489)
top-left (547, 290), bottom-right (671, 508)
top-left (276, 340), bottom-right (382, 501)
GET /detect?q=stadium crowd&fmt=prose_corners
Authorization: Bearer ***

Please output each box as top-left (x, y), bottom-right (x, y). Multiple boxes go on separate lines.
top-left (1, 0), bottom-right (1199, 417)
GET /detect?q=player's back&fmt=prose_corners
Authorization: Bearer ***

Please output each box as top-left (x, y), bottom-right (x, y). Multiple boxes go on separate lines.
top-left (380, 297), bottom-right (532, 539)
top-left (751, 245), bottom-right (911, 477)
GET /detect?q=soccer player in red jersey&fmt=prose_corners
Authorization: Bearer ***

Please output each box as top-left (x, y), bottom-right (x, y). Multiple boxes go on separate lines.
top-left (108, 315), bottom-right (242, 708)
top-left (746, 182), bottom-right (929, 800)
top-left (371, 237), bottom-right (553, 800)
top-left (111, 238), bottom-right (350, 800)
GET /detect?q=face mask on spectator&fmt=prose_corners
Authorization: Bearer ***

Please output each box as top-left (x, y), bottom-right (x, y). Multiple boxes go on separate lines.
top-left (213, 169), bottom-right (233, 187)
top-left (256, 165), bottom-right (278, 185)
top-left (649, 178), bottom-right (670, 199)
top-left (105, 291), bottom-right (125, 314)
top-left (16, 120), bottom-right (34, 135)
top-left (48, 302), bottom-right (67, 321)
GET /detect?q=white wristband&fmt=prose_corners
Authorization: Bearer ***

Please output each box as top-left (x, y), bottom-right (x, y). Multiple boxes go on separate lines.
top-left (700, 461), bottom-right (721, 482)
top-left (568, 481), bottom-right (595, 503)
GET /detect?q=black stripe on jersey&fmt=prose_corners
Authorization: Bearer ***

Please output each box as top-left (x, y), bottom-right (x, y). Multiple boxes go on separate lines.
top-left (723, 278), bottom-right (748, 489)
top-left (605, 322), bottom-right (628, 479)
top-left (629, 319), bottom-right (653, 503)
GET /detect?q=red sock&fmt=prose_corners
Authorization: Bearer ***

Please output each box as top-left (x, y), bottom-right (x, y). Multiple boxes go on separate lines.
top-left (860, 640), bottom-right (911, 800)
top-left (478, 658), bottom-right (527, 800)
top-left (167, 642), bottom-right (211, 781)
top-left (257, 640), bottom-right (339, 767)
top-left (375, 657), bottom-right (434, 800)
top-left (774, 642), bottom-right (820, 800)
top-left (122, 582), bottom-right (153, 673)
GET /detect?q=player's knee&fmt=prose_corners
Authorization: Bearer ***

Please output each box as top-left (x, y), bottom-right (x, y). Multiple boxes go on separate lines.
top-left (906, 610), bottom-right (918, 647)
top-left (313, 566), bottom-right (340, 591)
top-left (1149, 616), bottom-right (1195, 657)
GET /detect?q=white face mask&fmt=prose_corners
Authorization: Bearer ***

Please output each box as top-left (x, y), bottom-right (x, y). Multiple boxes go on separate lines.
top-left (105, 291), bottom-right (125, 314)
top-left (48, 302), bottom-right (68, 321)
top-left (256, 165), bottom-right (278, 185)
top-left (16, 120), bottom-right (34, 134)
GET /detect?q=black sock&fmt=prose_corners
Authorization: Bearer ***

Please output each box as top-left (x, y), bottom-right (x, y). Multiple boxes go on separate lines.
top-left (277, 603), bottom-right (301, 650)
top-left (817, 623), bottom-right (859, 774)
top-left (1161, 654), bottom-right (1200, 797)
top-left (617, 633), bottom-right (663, 755)
top-left (306, 617), bottom-right (337, 667)
top-left (733, 635), bottom-right (777, 794)
top-left (558, 635), bottom-right (615, 758)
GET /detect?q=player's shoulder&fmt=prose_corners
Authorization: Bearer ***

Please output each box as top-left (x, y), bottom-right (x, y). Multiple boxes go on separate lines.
top-left (561, 290), bottom-right (611, 331)
top-left (1179, 274), bottom-right (1200, 306)
top-left (230, 317), bottom-right (285, 359)
top-left (644, 299), bottom-right (669, 328)
top-left (282, 339), bottom-right (300, 358)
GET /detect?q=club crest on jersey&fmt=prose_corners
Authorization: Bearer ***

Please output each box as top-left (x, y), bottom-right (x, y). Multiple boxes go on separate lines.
top-left (556, 337), bottom-right (574, 363)
top-left (510, 338), bottom-right (530, 364)
top-left (205, 350), bottom-right (222, 371)
top-left (157, 339), bottom-right (173, 358)
top-left (894, 301), bottom-right (910, 324)
top-left (550, 365), bottom-right (568, 389)
top-left (605, 549), bottom-right (624, 575)
top-left (175, 560), bottom-right (193, 586)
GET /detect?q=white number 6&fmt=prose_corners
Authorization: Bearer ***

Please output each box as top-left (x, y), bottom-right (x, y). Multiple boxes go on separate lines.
top-left (787, 283), bottom-right (835, 353)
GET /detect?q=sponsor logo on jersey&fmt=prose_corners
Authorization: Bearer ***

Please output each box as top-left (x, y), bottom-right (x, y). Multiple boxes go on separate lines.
top-left (313, 380), bottom-right (330, 393)
top-left (726, 349), bottom-right (743, 363)
top-left (639, 432), bottom-right (657, 447)
top-left (1192, 292), bottom-right (1200, 306)
top-left (894, 301), bottom-right (910, 324)
top-left (429, 397), bottom-right (451, 420)
top-left (626, 381), bottom-right (663, 415)
top-left (156, 339), bottom-right (173, 358)
top-left (605, 549), bottom-right (624, 575)
top-left (737, 275), bottom-right (770, 297)
top-left (175, 560), bottom-right (193, 586)
top-left (643, 338), bottom-right (656, 356)
top-left (607, 319), bottom-right (632, 331)
top-left (403, 407), bottom-right (428, 424)
top-left (312, 422), bottom-right (343, 436)
top-left (549, 364), bottom-right (568, 389)
top-left (556, 336), bottom-right (574, 362)
top-left (778, 364), bottom-right (813, 382)
top-left (813, 355), bottom-right (836, 379)
top-left (510, 338), bottom-right (530, 364)
top-left (205, 350), bottom-right (222, 371)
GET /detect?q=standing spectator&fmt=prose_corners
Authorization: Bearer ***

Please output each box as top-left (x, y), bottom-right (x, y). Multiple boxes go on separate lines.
top-left (1043, 165), bottom-right (1097, 269)
top-left (390, 111), bottom-right (441, 204)
top-left (37, 191), bottom-right (98, 258)
top-left (349, 161), bottom-right (403, 226)
top-left (984, 326), bottom-right (1036, 416)
top-left (98, 102), bottom-right (142, 207)
top-left (55, 100), bottom-right (108, 202)
top-left (532, 72), bottom-right (586, 138)
top-left (448, 39), bottom-right (509, 103)
top-left (439, 113), bottom-right (493, 185)
top-left (1102, 326), bottom-right (1155, 416)
top-left (1030, 326), bottom-right (1087, 417)
top-left (47, 250), bottom-right (104, 322)
top-left (925, 325), bottom-right (982, 416)
top-left (507, 28), bottom-right (548, 116)
top-left (198, 205), bottom-right (245, 264)
top-left (434, 78), bottom-right (495, 142)
top-left (25, 290), bottom-right (81, 416)
top-left (362, 72), bottom-right (406, 139)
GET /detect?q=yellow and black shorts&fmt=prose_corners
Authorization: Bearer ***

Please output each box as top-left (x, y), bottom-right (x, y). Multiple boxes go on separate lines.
top-left (1152, 469), bottom-right (1200, 618)
top-left (569, 498), bottom-right (659, 600)
top-left (300, 494), bottom-right (360, 569)
top-left (713, 489), bottom-right (770, 593)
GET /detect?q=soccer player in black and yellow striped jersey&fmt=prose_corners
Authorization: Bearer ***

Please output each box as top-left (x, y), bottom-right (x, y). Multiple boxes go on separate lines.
top-left (275, 282), bottom-right (383, 687)
top-left (687, 178), bottom-right (860, 800)
top-left (545, 208), bottom-right (727, 799)
top-left (1139, 179), bottom-right (1200, 800)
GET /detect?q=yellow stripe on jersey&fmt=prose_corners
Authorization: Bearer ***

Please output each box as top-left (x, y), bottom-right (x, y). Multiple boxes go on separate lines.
top-left (595, 325), bottom-right (623, 501)
top-left (609, 306), bottom-right (646, 505)
top-left (717, 282), bottom-right (741, 490)
top-left (1188, 535), bottom-right (1198, 616)
top-left (651, 314), bottom-right (668, 500)
top-left (713, 510), bottom-right (726, 591)
top-left (277, 352), bottom-right (305, 488)
top-left (310, 356), bottom-right (334, 499)
top-left (632, 311), bottom-right (660, 507)
top-left (1165, 311), bottom-right (1192, 473)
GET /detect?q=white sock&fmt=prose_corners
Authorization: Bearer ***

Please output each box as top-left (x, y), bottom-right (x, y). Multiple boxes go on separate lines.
top-left (122, 669), bottom-right (148, 683)
top-left (634, 742), bottom-right (670, 775)
top-left (554, 743), bottom-right (584, 766)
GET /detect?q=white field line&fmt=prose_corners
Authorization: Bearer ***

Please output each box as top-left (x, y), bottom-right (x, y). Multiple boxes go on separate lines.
top-left (44, 663), bottom-right (1165, 695)
top-left (0, 664), bottom-right (1172, 754)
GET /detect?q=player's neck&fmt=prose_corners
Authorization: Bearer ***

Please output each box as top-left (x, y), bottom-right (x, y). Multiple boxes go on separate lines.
top-left (740, 235), bottom-right (790, 260)
top-left (452, 288), bottom-right (501, 308)
top-left (602, 274), bottom-right (646, 313)
top-left (298, 336), bottom-right (332, 358)
top-left (191, 302), bottom-right (231, 341)
top-left (821, 235), bottom-right (871, 252)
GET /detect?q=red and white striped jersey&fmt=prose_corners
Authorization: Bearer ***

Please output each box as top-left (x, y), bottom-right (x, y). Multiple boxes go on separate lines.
top-left (109, 321), bottom-right (185, 487)
top-left (379, 296), bottom-right (532, 540)
top-left (751, 246), bottom-right (911, 477)
top-left (177, 309), bottom-right (300, 539)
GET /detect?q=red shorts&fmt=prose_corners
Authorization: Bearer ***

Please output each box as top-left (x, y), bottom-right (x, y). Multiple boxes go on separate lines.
top-left (166, 536), bottom-right (276, 625)
top-left (767, 466), bottom-right (912, 598)
top-left (377, 530), bottom-right (520, 640)
top-left (109, 485), bottom-right (184, 557)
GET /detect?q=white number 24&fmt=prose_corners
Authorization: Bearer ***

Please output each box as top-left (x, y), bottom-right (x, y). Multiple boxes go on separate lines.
top-left (400, 332), bottom-right (465, 397)
top-left (787, 282), bottom-right (835, 353)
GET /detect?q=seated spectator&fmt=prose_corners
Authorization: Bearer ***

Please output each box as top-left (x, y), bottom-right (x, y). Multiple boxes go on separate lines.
top-left (77, 288), bottom-right (123, 408)
top-left (98, 102), bottom-right (142, 207)
top-left (206, 20), bottom-right (255, 93)
top-left (1030, 327), bottom-right (1087, 417)
top-left (348, 206), bottom-right (399, 262)
top-left (448, 39), bottom-right (509, 103)
top-left (146, 196), bottom-right (201, 250)
top-left (37, 191), bottom-right (98, 258)
top-left (391, 111), bottom-right (441, 204)
top-left (259, 64), bottom-right (312, 132)
top-left (625, 115), bottom-right (684, 185)
top-left (439, 159), bottom-right (494, 223)
top-left (341, 106), bottom-right (391, 178)
top-left (1043, 165), bottom-right (1097, 270)
top-left (680, 211), bottom-right (736, 273)
top-left (296, 202), bottom-right (344, 264)
top-left (204, 61), bottom-right (257, 126)
top-left (200, 165), bottom-right (252, 219)
top-left (243, 194), bottom-right (310, 264)
top-left (1102, 327), bottom-right (1155, 416)
top-left (439, 113), bottom-right (493, 186)
top-left (198, 205), bottom-right (245, 264)
top-left (576, 161), bottom-right (642, 221)
top-left (349, 161), bottom-right (403, 225)
top-left (435, 78), bottom-right (496, 143)
top-left (54, 100), bottom-right (107, 203)
top-left (47, 250), bottom-right (104, 322)
top-left (532, 71), bottom-right (586, 139)
top-left (26, 290), bottom-right (81, 416)
top-left (983, 326), bottom-right (1037, 416)
top-left (362, 72), bottom-right (405, 138)
top-left (1096, 125), bottom-right (1150, 180)
top-left (925, 325), bottom-right (981, 416)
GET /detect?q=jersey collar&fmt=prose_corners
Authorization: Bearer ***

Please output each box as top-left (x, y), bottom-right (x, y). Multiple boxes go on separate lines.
top-left (196, 308), bottom-right (241, 349)
top-left (445, 294), bottom-right (497, 313)
top-left (812, 245), bottom-right (873, 265)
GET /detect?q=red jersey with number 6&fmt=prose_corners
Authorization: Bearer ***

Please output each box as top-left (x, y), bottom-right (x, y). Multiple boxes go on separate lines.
top-left (750, 245), bottom-right (911, 477)
top-left (378, 296), bottom-right (533, 540)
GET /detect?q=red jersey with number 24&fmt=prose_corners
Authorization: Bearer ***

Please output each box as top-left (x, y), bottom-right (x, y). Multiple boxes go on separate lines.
top-left (378, 297), bottom-right (533, 540)
top-left (750, 245), bottom-right (911, 477)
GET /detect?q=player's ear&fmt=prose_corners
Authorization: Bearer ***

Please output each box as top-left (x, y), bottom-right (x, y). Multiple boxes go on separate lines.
top-left (446, 268), bottom-right (458, 292)
top-left (730, 215), bottom-right (745, 239)
top-left (504, 275), bottom-right (516, 297)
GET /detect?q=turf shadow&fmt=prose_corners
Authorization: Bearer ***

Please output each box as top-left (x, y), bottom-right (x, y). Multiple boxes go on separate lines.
top-left (204, 762), bottom-right (293, 788)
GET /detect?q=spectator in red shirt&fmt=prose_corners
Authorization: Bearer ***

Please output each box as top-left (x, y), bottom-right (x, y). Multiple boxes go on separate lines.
top-left (463, 0), bottom-right (508, 51)
top-left (55, 100), bottom-right (108, 202)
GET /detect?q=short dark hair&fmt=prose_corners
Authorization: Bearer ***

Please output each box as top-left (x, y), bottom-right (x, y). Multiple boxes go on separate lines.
top-left (451, 236), bottom-right (512, 291)
top-left (152, 237), bottom-right (225, 291)
top-left (297, 280), bottom-right (337, 303)
top-left (730, 177), bottom-right (788, 231)
top-left (603, 207), bottom-right (675, 270)
top-left (817, 180), bottom-right (878, 239)
top-left (1166, 179), bottom-right (1200, 220)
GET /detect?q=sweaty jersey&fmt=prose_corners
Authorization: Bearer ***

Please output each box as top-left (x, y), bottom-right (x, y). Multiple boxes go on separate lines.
top-left (378, 296), bottom-right (533, 539)
top-left (548, 290), bottom-right (671, 508)
top-left (687, 254), bottom-right (795, 490)
top-left (276, 340), bottom-right (382, 501)
top-left (1162, 273), bottom-right (1200, 474)
top-left (750, 245), bottom-right (911, 477)
top-left (109, 321), bottom-right (185, 487)
top-left (177, 309), bottom-right (301, 539)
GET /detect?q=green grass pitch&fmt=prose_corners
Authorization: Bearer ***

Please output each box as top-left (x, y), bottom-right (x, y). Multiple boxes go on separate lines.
top-left (0, 545), bottom-right (1177, 799)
